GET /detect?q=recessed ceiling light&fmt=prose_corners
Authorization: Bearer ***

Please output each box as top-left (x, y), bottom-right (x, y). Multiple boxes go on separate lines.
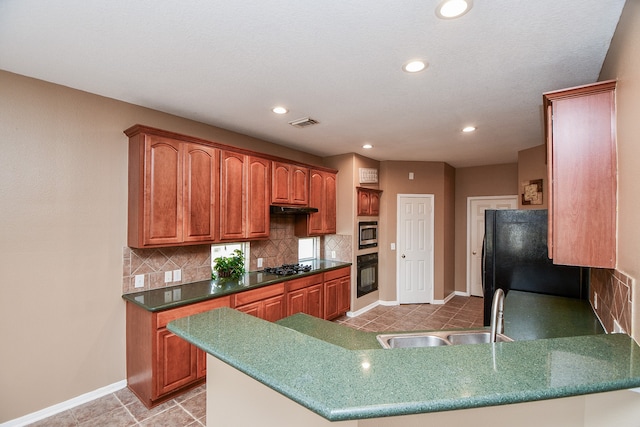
top-left (272, 106), bottom-right (288, 114)
top-left (436, 0), bottom-right (473, 19)
top-left (402, 60), bottom-right (428, 73)
top-left (362, 144), bottom-right (373, 149)
top-left (462, 126), bottom-right (477, 133)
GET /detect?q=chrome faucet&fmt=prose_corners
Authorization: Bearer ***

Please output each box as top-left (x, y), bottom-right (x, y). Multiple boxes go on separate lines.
top-left (490, 288), bottom-right (505, 343)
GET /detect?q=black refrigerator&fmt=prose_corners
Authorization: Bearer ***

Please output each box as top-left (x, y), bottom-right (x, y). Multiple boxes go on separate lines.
top-left (482, 209), bottom-right (588, 326)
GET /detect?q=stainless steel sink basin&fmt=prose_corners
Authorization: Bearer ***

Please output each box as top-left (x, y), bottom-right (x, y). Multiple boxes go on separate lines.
top-left (376, 330), bottom-right (513, 349)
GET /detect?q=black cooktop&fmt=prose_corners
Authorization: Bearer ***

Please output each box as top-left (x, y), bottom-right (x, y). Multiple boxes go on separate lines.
top-left (262, 263), bottom-right (313, 276)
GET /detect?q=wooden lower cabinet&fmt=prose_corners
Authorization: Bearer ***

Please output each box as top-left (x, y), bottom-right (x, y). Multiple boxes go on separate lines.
top-left (286, 275), bottom-right (324, 318)
top-left (233, 283), bottom-right (286, 322)
top-left (126, 268), bottom-right (351, 407)
top-left (126, 296), bottom-right (231, 408)
top-left (324, 267), bottom-right (351, 320)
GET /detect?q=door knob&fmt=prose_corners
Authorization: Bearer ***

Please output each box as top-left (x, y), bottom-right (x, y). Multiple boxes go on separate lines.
top-left (472, 251), bottom-right (477, 255)
top-left (401, 254), bottom-right (406, 258)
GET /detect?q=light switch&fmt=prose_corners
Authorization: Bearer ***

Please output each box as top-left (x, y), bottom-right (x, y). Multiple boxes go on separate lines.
top-left (409, 172), bottom-right (414, 180)
top-left (164, 271), bottom-right (172, 283)
top-left (390, 243), bottom-right (396, 250)
top-left (173, 269), bottom-right (181, 282)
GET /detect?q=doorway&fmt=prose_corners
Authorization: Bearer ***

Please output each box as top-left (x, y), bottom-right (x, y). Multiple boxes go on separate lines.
top-left (466, 196), bottom-right (518, 296)
top-left (397, 194), bottom-right (434, 304)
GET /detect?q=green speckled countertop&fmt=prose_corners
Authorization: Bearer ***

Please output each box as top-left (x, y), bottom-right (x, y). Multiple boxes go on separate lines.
top-left (168, 302), bottom-right (640, 421)
top-left (122, 259), bottom-right (350, 312)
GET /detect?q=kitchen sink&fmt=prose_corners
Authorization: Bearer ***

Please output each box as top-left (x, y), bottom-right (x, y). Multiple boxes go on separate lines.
top-left (376, 330), bottom-right (513, 349)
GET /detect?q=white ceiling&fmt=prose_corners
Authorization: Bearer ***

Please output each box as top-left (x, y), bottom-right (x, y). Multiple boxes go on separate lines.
top-left (0, 0), bottom-right (625, 167)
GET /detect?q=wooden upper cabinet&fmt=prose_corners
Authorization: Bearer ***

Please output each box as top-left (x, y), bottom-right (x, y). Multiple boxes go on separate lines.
top-left (271, 161), bottom-right (309, 205)
top-left (544, 80), bottom-right (617, 268)
top-left (127, 127), bottom-right (218, 248)
top-left (184, 144), bottom-right (218, 243)
top-left (220, 150), bottom-right (270, 241)
top-left (357, 187), bottom-right (382, 216)
top-left (246, 156), bottom-right (271, 239)
top-left (296, 169), bottom-right (337, 236)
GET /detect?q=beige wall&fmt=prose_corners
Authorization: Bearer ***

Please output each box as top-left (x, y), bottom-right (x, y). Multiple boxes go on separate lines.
top-left (378, 161), bottom-right (454, 301)
top-left (599, 0), bottom-right (640, 343)
top-left (453, 164), bottom-right (519, 293)
top-left (0, 70), bottom-right (325, 422)
top-left (518, 144), bottom-right (548, 209)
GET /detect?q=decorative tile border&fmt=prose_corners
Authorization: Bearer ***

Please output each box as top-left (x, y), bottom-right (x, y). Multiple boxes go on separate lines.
top-left (590, 268), bottom-right (633, 334)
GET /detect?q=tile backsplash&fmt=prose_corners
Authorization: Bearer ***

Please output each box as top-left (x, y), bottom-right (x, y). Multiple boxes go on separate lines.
top-left (122, 245), bottom-right (212, 294)
top-left (590, 268), bottom-right (633, 334)
top-left (123, 217), bottom-right (354, 294)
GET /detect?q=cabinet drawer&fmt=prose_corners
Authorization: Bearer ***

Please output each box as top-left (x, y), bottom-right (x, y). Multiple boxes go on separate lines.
top-left (233, 283), bottom-right (284, 306)
top-left (323, 267), bottom-right (350, 282)
top-left (286, 274), bottom-right (323, 292)
top-left (156, 296), bottom-right (231, 328)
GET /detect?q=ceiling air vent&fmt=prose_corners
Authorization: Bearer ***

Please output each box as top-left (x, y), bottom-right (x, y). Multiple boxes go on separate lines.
top-left (288, 117), bottom-right (319, 128)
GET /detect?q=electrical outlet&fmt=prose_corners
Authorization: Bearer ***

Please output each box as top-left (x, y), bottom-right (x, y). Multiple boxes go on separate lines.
top-left (257, 258), bottom-right (263, 268)
top-left (173, 269), bottom-right (181, 282)
top-left (391, 243), bottom-right (396, 250)
top-left (164, 271), bottom-right (172, 283)
top-left (331, 251), bottom-right (336, 259)
top-left (594, 292), bottom-right (598, 310)
top-left (134, 274), bottom-right (145, 288)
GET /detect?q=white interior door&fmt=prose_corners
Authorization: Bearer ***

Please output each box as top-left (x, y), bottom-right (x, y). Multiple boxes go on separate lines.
top-left (397, 195), bottom-right (434, 304)
top-left (467, 196), bottom-right (518, 296)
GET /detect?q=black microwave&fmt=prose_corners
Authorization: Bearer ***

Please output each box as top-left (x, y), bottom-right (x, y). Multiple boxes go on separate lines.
top-left (359, 221), bottom-right (378, 249)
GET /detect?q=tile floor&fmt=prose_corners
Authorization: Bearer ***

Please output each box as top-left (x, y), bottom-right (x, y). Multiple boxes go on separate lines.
top-left (28, 296), bottom-right (483, 426)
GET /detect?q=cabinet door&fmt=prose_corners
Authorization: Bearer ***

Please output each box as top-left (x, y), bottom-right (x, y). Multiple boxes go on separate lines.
top-left (307, 170), bottom-right (325, 235)
top-left (337, 276), bottom-right (351, 314)
top-left (307, 283), bottom-right (324, 318)
top-left (155, 329), bottom-right (197, 397)
top-left (271, 162), bottom-right (292, 205)
top-left (323, 172), bottom-right (337, 233)
top-left (235, 301), bottom-right (262, 318)
top-left (262, 295), bottom-right (285, 322)
top-left (246, 156), bottom-right (270, 239)
top-left (287, 289), bottom-right (306, 316)
top-left (357, 188), bottom-right (371, 216)
top-left (220, 150), bottom-right (245, 240)
top-left (144, 135), bottom-right (183, 246)
top-left (291, 165), bottom-right (309, 205)
top-left (545, 81), bottom-right (616, 268)
top-left (369, 191), bottom-right (381, 216)
top-left (324, 278), bottom-right (340, 320)
top-left (183, 144), bottom-right (217, 242)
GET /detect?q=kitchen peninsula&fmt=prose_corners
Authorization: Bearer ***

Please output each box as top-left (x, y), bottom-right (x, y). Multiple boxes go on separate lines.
top-left (168, 292), bottom-right (640, 426)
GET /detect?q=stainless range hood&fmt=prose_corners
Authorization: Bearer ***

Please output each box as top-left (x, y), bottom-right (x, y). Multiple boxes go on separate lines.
top-left (270, 205), bottom-right (319, 215)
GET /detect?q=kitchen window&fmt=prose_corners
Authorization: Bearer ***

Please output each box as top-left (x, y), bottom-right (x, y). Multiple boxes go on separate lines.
top-left (298, 237), bottom-right (318, 261)
top-left (211, 243), bottom-right (249, 270)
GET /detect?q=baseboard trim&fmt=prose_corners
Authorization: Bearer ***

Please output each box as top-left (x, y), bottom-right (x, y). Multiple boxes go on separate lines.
top-left (1, 380), bottom-right (127, 427)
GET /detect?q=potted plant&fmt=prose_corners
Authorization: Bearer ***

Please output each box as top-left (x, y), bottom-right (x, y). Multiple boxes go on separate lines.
top-left (212, 249), bottom-right (245, 280)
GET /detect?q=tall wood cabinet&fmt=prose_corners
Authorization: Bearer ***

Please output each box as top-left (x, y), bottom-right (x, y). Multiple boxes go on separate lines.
top-left (126, 127), bottom-right (218, 247)
top-left (543, 80), bottom-right (617, 268)
top-left (271, 162), bottom-right (309, 206)
top-left (296, 169), bottom-right (337, 236)
top-left (220, 151), bottom-right (270, 241)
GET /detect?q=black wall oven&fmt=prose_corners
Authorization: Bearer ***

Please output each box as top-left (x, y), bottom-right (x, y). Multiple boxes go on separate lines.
top-left (357, 253), bottom-right (378, 297)
top-left (358, 221), bottom-right (378, 249)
